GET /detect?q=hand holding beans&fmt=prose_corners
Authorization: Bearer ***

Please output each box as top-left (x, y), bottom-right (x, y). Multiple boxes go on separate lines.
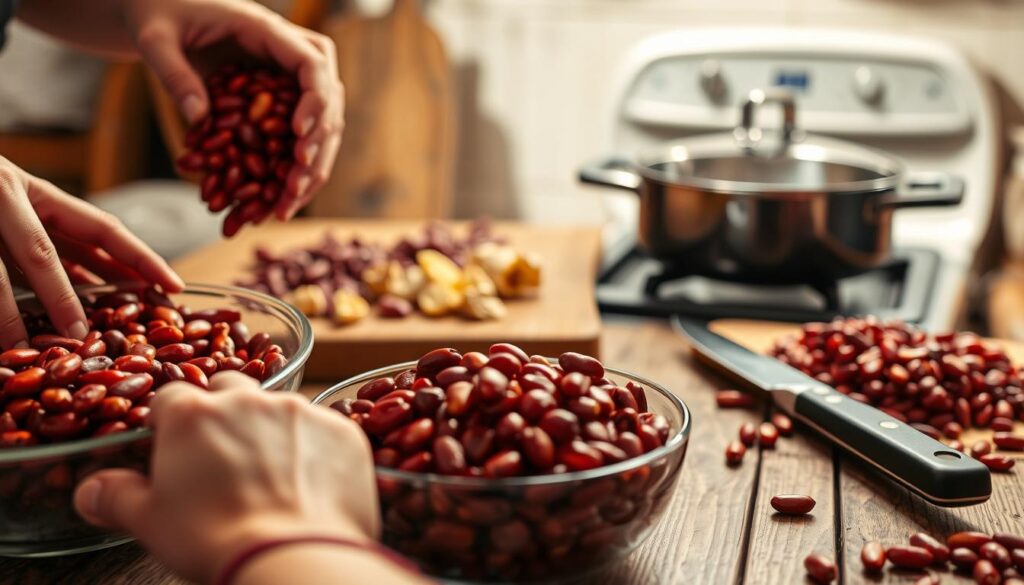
top-left (124, 0), bottom-right (344, 220)
top-left (74, 372), bottom-right (380, 585)
top-left (0, 158), bottom-right (183, 350)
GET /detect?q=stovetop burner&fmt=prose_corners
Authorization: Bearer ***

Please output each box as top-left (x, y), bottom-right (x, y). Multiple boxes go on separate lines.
top-left (597, 242), bottom-right (940, 323)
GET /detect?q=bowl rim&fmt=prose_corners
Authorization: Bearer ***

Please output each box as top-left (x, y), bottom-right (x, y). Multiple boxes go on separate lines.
top-left (0, 283), bottom-right (314, 464)
top-left (312, 359), bottom-right (692, 487)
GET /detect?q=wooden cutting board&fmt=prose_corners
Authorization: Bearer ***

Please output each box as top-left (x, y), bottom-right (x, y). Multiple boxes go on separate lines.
top-left (309, 0), bottom-right (454, 218)
top-left (172, 219), bottom-right (601, 382)
top-left (709, 319), bottom-right (1024, 442)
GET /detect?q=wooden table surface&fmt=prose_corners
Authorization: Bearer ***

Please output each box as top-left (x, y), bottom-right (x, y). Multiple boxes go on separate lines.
top-left (2, 317), bottom-right (1022, 584)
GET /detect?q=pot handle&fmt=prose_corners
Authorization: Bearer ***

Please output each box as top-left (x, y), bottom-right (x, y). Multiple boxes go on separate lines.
top-left (879, 172), bottom-right (965, 209)
top-left (578, 156), bottom-right (641, 192)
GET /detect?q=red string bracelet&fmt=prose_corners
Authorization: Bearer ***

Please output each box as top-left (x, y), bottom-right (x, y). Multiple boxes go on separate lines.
top-left (215, 535), bottom-right (422, 585)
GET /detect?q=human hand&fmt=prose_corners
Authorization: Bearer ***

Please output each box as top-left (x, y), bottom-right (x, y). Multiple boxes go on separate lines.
top-left (0, 157), bottom-right (183, 349)
top-left (126, 0), bottom-right (344, 220)
top-left (73, 371), bottom-right (379, 584)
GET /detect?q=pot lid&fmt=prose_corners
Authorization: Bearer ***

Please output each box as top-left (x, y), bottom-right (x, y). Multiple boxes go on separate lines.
top-left (636, 89), bottom-right (905, 195)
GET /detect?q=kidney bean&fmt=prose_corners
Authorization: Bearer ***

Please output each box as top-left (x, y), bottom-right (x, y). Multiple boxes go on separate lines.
top-left (739, 422), bottom-right (757, 446)
top-left (970, 441), bottom-right (993, 458)
top-left (804, 553), bottom-right (836, 583)
top-left (974, 560), bottom-right (1001, 585)
top-left (0, 348), bottom-right (41, 368)
top-left (397, 451), bottom-right (432, 473)
top-left (461, 425), bottom-right (495, 464)
top-left (433, 436), bottom-right (466, 474)
top-left (39, 388), bottom-right (73, 413)
top-left (114, 354), bottom-right (152, 374)
top-left (948, 531), bottom-right (993, 551)
top-left (486, 353), bottom-right (522, 379)
top-left (950, 546), bottom-right (979, 570)
top-left (979, 541), bottom-right (1012, 569)
top-left (239, 359), bottom-right (265, 381)
top-left (758, 422), bottom-right (779, 448)
top-left (460, 352), bottom-right (488, 372)
top-left (992, 417), bottom-right (1016, 432)
top-left (483, 450), bottom-right (523, 478)
top-left (108, 374), bottom-right (154, 400)
top-left (445, 381), bottom-right (477, 417)
top-left (769, 494), bottom-right (815, 515)
top-left (770, 412), bottom-right (794, 436)
top-left (715, 389), bottom-right (755, 408)
top-left (37, 412), bottom-right (88, 440)
top-left (979, 454), bottom-right (1015, 472)
top-left (994, 532), bottom-right (1024, 551)
top-left (0, 430), bottom-right (36, 447)
top-left (521, 427), bottom-right (555, 469)
top-left (519, 389), bottom-right (557, 422)
top-left (993, 433), bottom-right (1024, 451)
top-left (885, 545), bottom-right (934, 569)
top-left (125, 406), bottom-right (151, 428)
top-left (558, 352), bottom-right (604, 379)
top-left (536, 409), bottom-right (579, 444)
top-left (1014, 548), bottom-right (1024, 572)
top-left (31, 334), bottom-right (83, 352)
top-left (180, 363), bottom-right (209, 389)
top-left (861, 541), bottom-right (886, 572)
top-left (909, 532), bottom-right (950, 564)
top-left (416, 348), bottom-right (463, 379)
top-left (4, 367), bottom-right (46, 397)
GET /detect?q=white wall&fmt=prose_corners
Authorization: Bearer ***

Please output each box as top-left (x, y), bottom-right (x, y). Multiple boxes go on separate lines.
top-left (425, 0), bottom-right (1024, 223)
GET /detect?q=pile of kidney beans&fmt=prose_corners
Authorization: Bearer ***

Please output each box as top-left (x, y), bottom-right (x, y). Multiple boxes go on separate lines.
top-left (332, 344), bottom-right (669, 476)
top-left (770, 317), bottom-right (1023, 472)
top-left (328, 344), bottom-right (682, 580)
top-left (177, 63), bottom-right (298, 237)
top-left (0, 288), bottom-right (285, 448)
top-left (804, 530), bottom-right (1024, 584)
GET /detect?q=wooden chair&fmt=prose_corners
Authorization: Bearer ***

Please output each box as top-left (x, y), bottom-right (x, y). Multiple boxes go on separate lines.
top-left (0, 61), bottom-right (151, 195)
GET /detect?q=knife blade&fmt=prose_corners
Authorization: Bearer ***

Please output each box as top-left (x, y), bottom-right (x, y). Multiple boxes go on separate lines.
top-left (674, 316), bottom-right (991, 507)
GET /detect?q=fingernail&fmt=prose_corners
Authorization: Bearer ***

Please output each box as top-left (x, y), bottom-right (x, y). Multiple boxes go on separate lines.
top-left (77, 478), bottom-right (102, 518)
top-left (67, 321), bottom-right (89, 340)
top-left (182, 94), bottom-right (204, 124)
top-left (303, 143), bottom-right (319, 166)
top-left (300, 116), bottom-right (315, 136)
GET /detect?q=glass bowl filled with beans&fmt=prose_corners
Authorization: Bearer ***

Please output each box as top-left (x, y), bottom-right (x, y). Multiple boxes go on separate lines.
top-left (313, 345), bottom-right (691, 583)
top-left (0, 284), bottom-right (312, 557)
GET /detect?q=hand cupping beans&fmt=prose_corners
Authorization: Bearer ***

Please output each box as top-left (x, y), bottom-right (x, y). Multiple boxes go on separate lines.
top-left (0, 288), bottom-right (285, 447)
top-left (177, 63), bottom-right (299, 237)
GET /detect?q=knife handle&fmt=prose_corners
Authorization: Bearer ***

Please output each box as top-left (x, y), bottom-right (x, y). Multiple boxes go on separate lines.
top-left (794, 388), bottom-right (991, 506)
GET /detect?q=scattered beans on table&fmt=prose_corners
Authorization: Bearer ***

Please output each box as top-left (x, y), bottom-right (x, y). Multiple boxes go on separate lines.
top-left (769, 494), bottom-right (815, 515)
top-left (804, 552), bottom-right (837, 583)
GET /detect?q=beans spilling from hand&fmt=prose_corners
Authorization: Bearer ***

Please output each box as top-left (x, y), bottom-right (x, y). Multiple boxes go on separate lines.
top-left (847, 530), bottom-right (1024, 582)
top-left (177, 63), bottom-right (298, 237)
top-left (331, 345), bottom-right (667, 477)
top-left (0, 288), bottom-right (285, 447)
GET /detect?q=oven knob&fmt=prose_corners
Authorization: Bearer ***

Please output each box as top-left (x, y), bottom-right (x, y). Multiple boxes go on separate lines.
top-left (699, 59), bottom-right (727, 103)
top-left (853, 65), bottom-right (885, 106)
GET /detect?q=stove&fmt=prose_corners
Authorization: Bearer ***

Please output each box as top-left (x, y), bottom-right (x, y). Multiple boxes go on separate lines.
top-left (598, 238), bottom-right (939, 324)
top-left (592, 28), bottom-right (999, 330)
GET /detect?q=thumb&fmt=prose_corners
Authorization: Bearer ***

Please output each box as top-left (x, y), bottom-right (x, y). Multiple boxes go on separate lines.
top-left (74, 469), bottom-right (151, 535)
top-left (136, 23), bottom-right (208, 123)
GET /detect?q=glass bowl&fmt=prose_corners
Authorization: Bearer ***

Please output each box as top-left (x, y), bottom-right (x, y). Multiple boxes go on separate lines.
top-left (313, 362), bottom-right (691, 583)
top-left (0, 283), bottom-right (313, 557)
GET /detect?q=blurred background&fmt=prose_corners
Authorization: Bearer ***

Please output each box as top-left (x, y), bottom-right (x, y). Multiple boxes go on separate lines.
top-left (3, 0), bottom-right (1024, 335)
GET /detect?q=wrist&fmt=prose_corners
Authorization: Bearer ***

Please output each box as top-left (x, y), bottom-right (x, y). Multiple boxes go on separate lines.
top-left (204, 514), bottom-right (372, 584)
top-left (220, 538), bottom-right (421, 585)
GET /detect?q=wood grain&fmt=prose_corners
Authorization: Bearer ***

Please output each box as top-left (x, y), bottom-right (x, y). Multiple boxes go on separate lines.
top-left (310, 0), bottom-right (455, 219)
top-left (171, 219), bottom-right (603, 381)
top-left (591, 321), bottom-right (765, 585)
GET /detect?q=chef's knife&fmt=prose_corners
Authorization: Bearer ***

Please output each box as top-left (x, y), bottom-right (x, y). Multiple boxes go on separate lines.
top-left (674, 316), bottom-right (991, 507)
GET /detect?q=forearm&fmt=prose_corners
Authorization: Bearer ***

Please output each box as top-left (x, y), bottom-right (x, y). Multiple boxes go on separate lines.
top-left (15, 0), bottom-right (139, 56)
top-left (233, 543), bottom-right (430, 585)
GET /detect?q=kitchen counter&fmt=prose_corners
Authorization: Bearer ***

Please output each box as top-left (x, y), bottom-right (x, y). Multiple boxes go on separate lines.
top-left (2, 319), bottom-right (1022, 584)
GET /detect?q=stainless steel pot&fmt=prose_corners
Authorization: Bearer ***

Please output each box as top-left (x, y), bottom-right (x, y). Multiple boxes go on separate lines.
top-left (580, 89), bottom-right (964, 284)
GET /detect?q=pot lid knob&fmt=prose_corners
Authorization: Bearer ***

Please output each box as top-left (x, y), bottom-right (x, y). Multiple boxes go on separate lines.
top-left (734, 88), bottom-right (798, 156)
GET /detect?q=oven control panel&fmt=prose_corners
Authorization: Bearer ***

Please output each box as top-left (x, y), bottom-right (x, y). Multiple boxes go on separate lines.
top-left (623, 54), bottom-right (972, 136)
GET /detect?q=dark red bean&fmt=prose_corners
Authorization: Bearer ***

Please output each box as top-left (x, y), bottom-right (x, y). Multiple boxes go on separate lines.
top-left (739, 422), bottom-right (757, 446)
top-left (769, 494), bottom-right (815, 515)
top-left (974, 560), bottom-right (1001, 585)
top-left (804, 553), bottom-right (836, 583)
top-left (885, 545), bottom-right (934, 569)
top-left (993, 433), bottom-right (1024, 451)
top-left (909, 532), bottom-right (949, 564)
top-left (558, 352), bottom-right (604, 379)
top-left (980, 541), bottom-right (1012, 570)
top-left (725, 440), bottom-right (746, 466)
top-left (716, 389), bottom-right (755, 408)
top-left (861, 541), bottom-right (886, 572)
top-left (980, 454), bottom-right (1016, 472)
top-left (947, 531), bottom-right (993, 551)
top-left (950, 547), bottom-right (979, 570)
top-left (758, 422), bottom-right (779, 448)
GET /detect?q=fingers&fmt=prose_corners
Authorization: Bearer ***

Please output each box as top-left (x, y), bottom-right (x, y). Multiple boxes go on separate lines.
top-left (0, 169), bottom-right (87, 340)
top-left (54, 235), bottom-right (145, 284)
top-left (29, 179), bottom-right (184, 292)
top-left (74, 469), bottom-right (151, 534)
top-left (148, 381), bottom-right (211, 430)
top-left (135, 21), bottom-right (208, 123)
top-left (0, 258), bottom-right (28, 349)
top-left (278, 31), bottom-right (343, 220)
top-left (208, 370), bottom-right (261, 393)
